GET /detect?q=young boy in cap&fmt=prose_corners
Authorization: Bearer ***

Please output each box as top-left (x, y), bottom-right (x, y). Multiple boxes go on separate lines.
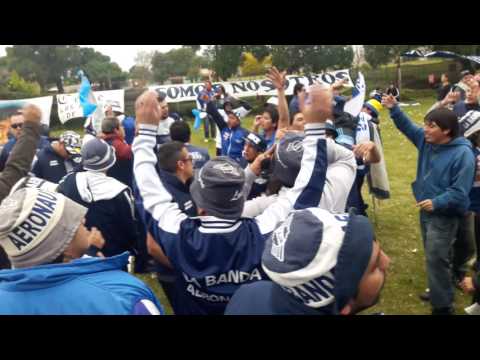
top-left (206, 100), bottom-right (250, 164)
top-left (133, 86), bottom-right (355, 315)
top-left (242, 132), bottom-right (268, 200)
top-left (225, 208), bottom-right (390, 315)
top-left (57, 138), bottom-right (137, 259)
top-left (32, 130), bottom-right (82, 183)
top-left (0, 188), bottom-right (163, 315)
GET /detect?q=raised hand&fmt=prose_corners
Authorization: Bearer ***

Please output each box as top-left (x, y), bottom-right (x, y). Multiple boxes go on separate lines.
top-left (381, 94), bottom-right (398, 109)
top-left (266, 66), bottom-right (287, 91)
top-left (135, 91), bottom-right (162, 126)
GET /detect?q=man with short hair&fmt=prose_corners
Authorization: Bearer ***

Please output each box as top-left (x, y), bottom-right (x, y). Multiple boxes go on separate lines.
top-left (57, 138), bottom-right (137, 260)
top-left (383, 94), bottom-right (475, 315)
top-left (169, 121), bottom-right (210, 171)
top-left (133, 86), bottom-right (355, 314)
top-left (155, 91), bottom-right (177, 146)
top-left (101, 116), bottom-right (134, 188)
top-left (31, 131), bottom-right (82, 183)
top-left (0, 188), bottom-right (163, 315)
top-left (146, 141), bottom-right (197, 313)
top-left (0, 113), bottom-right (49, 171)
top-left (225, 208), bottom-right (390, 315)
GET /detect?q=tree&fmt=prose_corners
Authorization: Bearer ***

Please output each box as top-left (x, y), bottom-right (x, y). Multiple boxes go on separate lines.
top-left (152, 48), bottom-right (207, 84)
top-left (182, 45), bottom-right (201, 53)
top-left (134, 50), bottom-right (154, 69)
top-left (5, 45), bottom-right (81, 93)
top-left (363, 45), bottom-right (426, 92)
top-left (271, 45), bottom-right (354, 74)
top-left (203, 45), bottom-right (244, 80)
top-left (240, 52), bottom-right (272, 77)
top-left (129, 65), bottom-right (153, 86)
top-left (271, 45), bottom-right (304, 73)
top-left (243, 45), bottom-right (271, 61)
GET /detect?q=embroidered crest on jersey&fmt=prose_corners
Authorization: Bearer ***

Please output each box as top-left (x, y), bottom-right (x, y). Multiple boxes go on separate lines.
top-left (286, 140), bottom-right (303, 153)
top-left (270, 214), bottom-right (294, 262)
top-left (213, 163), bottom-right (240, 176)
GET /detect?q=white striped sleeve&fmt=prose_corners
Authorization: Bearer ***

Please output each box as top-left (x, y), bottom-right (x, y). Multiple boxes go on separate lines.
top-left (132, 124), bottom-right (187, 234)
top-left (255, 123), bottom-right (327, 235)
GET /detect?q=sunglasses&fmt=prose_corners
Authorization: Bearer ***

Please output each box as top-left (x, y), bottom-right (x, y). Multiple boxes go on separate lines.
top-left (11, 123), bottom-right (23, 129)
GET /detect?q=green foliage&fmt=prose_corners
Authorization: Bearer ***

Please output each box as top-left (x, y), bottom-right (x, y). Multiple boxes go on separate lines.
top-left (3, 45), bottom-right (128, 92)
top-left (203, 45), bottom-right (244, 80)
top-left (364, 45), bottom-right (427, 69)
top-left (7, 71), bottom-right (41, 96)
top-left (152, 48), bottom-right (211, 84)
top-left (271, 45), bottom-right (354, 73)
top-left (239, 52), bottom-right (272, 77)
top-left (243, 45), bottom-right (271, 61)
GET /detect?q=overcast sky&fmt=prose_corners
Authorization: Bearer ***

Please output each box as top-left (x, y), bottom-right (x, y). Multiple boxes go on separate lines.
top-left (0, 45), bottom-right (183, 71)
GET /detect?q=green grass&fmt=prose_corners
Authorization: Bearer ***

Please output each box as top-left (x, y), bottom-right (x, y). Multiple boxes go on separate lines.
top-left (51, 91), bottom-right (475, 315)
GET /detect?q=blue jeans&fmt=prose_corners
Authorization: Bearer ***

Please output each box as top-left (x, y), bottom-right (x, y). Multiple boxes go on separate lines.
top-left (419, 211), bottom-right (460, 310)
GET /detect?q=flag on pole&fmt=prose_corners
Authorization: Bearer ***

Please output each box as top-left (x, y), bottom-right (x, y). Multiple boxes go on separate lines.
top-left (344, 72), bottom-right (366, 118)
top-left (78, 70), bottom-right (104, 134)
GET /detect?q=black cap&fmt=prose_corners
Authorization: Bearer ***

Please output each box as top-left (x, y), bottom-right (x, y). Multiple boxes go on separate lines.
top-left (244, 132), bottom-right (267, 153)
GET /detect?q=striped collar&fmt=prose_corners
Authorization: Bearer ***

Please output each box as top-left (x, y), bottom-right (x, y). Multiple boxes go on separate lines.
top-left (194, 216), bottom-right (242, 233)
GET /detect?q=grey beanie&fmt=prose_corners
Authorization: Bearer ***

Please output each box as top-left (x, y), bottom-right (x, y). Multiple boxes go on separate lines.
top-left (0, 188), bottom-right (87, 269)
top-left (81, 138), bottom-right (117, 172)
top-left (190, 157), bottom-right (245, 220)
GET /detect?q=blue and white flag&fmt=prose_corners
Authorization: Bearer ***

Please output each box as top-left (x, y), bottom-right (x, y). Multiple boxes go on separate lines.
top-left (78, 70), bottom-right (97, 117)
top-left (344, 72), bottom-right (366, 118)
top-left (78, 70), bottom-right (104, 134)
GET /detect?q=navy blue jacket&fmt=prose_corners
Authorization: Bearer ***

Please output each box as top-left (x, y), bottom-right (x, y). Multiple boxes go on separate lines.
top-left (0, 135), bottom-right (50, 171)
top-left (133, 122), bottom-right (331, 315)
top-left (103, 137), bottom-right (134, 189)
top-left (207, 102), bottom-right (249, 164)
top-left (31, 144), bottom-right (82, 183)
top-left (57, 171), bottom-right (137, 258)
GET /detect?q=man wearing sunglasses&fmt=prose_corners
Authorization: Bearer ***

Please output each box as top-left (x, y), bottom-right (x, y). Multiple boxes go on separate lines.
top-left (0, 113), bottom-right (50, 172)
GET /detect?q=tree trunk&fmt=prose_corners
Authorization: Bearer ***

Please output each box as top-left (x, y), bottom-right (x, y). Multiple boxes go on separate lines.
top-left (56, 77), bottom-right (65, 94)
top-left (396, 56), bottom-right (402, 95)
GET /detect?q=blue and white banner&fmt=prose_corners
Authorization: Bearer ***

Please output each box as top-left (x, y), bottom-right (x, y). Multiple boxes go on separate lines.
top-left (56, 89), bottom-right (125, 124)
top-left (149, 69), bottom-right (354, 103)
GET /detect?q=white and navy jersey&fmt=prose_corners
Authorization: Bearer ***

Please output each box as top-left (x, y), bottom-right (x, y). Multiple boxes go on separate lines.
top-left (57, 171), bottom-right (137, 258)
top-left (133, 123), bottom-right (346, 315)
top-left (242, 139), bottom-right (357, 217)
